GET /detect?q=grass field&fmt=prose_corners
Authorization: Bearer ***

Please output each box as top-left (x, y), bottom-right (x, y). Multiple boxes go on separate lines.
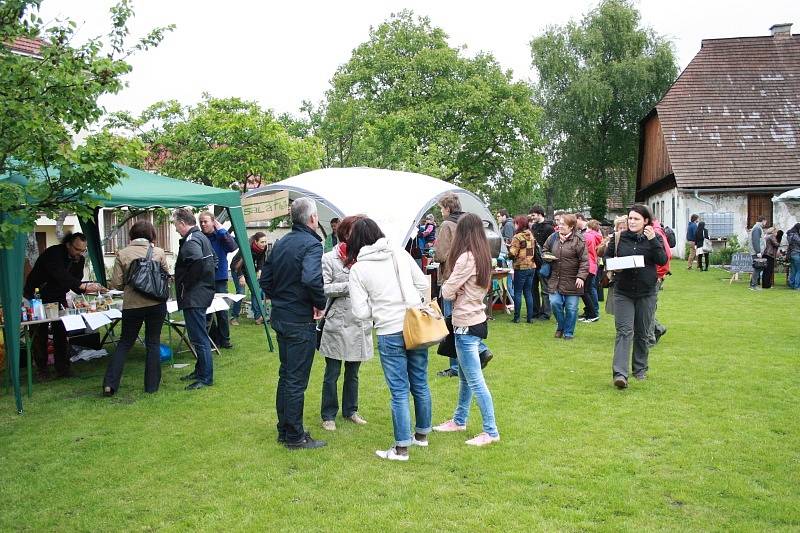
top-left (1, 261), bottom-right (798, 531)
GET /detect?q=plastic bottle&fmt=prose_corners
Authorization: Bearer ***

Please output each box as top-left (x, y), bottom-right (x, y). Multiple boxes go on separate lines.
top-left (31, 288), bottom-right (44, 320)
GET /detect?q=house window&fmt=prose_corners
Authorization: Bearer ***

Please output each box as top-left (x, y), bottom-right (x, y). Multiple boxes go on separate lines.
top-left (102, 210), bottom-right (172, 254)
top-left (747, 194), bottom-right (773, 228)
top-left (671, 196), bottom-right (676, 229)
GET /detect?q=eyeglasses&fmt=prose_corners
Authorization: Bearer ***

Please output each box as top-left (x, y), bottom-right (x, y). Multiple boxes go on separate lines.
top-left (69, 242), bottom-right (88, 257)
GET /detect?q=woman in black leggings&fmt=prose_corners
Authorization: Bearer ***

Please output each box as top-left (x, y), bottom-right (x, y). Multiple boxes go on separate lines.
top-left (694, 221), bottom-right (709, 271)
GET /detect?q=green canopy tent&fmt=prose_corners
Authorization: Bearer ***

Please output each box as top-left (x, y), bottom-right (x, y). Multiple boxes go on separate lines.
top-left (1, 165), bottom-right (272, 414)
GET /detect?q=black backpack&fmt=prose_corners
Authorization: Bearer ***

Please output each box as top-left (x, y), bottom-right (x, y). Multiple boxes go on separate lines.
top-left (126, 245), bottom-right (171, 302)
top-left (663, 226), bottom-right (677, 248)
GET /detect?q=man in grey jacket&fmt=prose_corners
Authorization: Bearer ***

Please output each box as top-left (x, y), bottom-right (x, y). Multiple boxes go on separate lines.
top-left (750, 215), bottom-right (766, 289)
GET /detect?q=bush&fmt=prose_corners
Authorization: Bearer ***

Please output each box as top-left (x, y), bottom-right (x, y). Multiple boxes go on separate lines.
top-left (710, 235), bottom-right (745, 265)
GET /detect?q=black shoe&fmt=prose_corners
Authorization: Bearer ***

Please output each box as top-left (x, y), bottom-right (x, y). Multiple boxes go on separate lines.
top-left (633, 371), bottom-right (647, 381)
top-left (479, 349), bottom-right (493, 369)
top-left (180, 372), bottom-right (197, 382)
top-left (220, 343), bottom-right (234, 349)
top-left (511, 317), bottom-right (520, 323)
top-left (185, 381), bottom-right (209, 390)
top-left (285, 434), bottom-right (327, 450)
top-left (102, 386), bottom-right (114, 397)
top-left (655, 328), bottom-right (667, 341)
top-left (537, 315), bottom-right (551, 321)
top-left (437, 368), bottom-right (458, 378)
top-left (614, 375), bottom-right (628, 389)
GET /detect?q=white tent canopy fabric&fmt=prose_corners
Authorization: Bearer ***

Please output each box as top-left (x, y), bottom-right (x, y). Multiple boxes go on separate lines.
top-left (773, 187), bottom-right (800, 233)
top-left (245, 168), bottom-right (498, 248)
top-left (773, 187), bottom-right (800, 201)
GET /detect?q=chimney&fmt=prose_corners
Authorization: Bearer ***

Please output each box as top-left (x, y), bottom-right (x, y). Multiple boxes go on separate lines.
top-left (770, 23), bottom-right (792, 37)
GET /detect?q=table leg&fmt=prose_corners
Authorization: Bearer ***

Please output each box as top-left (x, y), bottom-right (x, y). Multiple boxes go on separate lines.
top-left (25, 327), bottom-right (32, 397)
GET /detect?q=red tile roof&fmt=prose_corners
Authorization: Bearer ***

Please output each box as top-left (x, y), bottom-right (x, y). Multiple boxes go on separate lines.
top-left (7, 36), bottom-right (43, 57)
top-left (654, 33), bottom-right (800, 190)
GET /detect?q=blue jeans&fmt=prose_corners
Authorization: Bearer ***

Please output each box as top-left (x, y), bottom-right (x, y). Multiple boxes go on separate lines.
top-left (549, 292), bottom-right (580, 338)
top-left (442, 298), bottom-right (488, 370)
top-left (454, 333), bottom-right (499, 437)
top-left (230, 273), bottom-right (263, 320)
top-left (790, 253), bottom-right (800, 289)
top-left (183, 307), bottom-right (213, 385)
top-left (376, 332), bottom-right (432, 447)
top-left (513, 268), bottom-right (536, 320)
top-left (272, 319), bottom-right (317, 443)
top-left (580, 273), bottom-right (599, 318)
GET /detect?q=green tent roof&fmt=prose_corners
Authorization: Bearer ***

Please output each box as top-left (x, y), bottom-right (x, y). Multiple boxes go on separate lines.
top-left (1, 164), bottom-right (241, 208)
top-left (94, 165), bottom-right (241, 208)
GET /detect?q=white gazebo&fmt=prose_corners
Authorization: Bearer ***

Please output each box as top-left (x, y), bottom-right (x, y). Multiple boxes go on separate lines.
top-left (773, 188), bottom-right (800, 234)
top-left (246, 168), bottom-right (498, 248)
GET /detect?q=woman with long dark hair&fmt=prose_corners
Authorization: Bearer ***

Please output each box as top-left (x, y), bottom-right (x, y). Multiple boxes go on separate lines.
top-left (694, 221), bottom-right (709, 271)
top-left (349, 218), bottom-right (432, 461)
top-left (318, 215), bottom-right (372, 431)
top-left (103, 221), bottom-right (170, 396)
top-left (229, 232), bottom-right (268, 325)
top-left (433, 214), bottom-right (500, 446)
top-left (508, 214), bottom-right (536, 323)
top-left (605, 205), bottom-right (668, 389)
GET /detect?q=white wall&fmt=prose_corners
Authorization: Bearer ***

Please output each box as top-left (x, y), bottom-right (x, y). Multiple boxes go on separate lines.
top-left (642, 189), bottom-right (753, 258)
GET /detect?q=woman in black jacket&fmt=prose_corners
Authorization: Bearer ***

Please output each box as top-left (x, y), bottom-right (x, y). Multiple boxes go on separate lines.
top-left (694, 221), bottom-right (709, 271)
top-left (605, 205), bottom-right (668, 389)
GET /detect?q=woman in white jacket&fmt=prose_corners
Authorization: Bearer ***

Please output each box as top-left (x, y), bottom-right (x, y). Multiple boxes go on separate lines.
top-left (349, 218), bottom-right (432, 462)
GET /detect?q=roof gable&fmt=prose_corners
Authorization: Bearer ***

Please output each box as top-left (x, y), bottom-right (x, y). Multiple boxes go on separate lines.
top-left (655, 33), bottom-right (800, 190)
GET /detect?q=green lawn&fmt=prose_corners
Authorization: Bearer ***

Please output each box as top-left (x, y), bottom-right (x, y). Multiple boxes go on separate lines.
top-left (2, 262), bottom-right (798, 531)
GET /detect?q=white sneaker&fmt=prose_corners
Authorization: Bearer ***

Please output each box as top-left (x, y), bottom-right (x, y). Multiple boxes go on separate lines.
top-left (412, 436), bottom-right (429, 447)
top-left (345, 412), bottom-right (368, 425)
top-left (375, 447), bottom-right (409, 461)
top-left (321, 420), bottom-right (336, 431)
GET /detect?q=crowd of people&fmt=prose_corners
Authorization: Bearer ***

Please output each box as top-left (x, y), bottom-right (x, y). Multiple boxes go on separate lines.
top-left (26, 189), bottom-right (799, 461)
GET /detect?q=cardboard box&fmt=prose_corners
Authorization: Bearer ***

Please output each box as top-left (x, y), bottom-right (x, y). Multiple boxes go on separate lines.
top-left (606, 255), bottom-right (645, 271)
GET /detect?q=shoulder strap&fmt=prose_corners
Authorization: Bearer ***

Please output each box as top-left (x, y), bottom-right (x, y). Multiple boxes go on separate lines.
top-left (614, 231), bottom-right (621, 256)
top-left (145, 243), bottom-right (153, 261)
top-left (390, 251), bottom-right (410, 307)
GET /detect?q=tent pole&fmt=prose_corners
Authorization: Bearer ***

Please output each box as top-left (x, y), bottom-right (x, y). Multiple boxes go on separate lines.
top-left (227, 207), bottom-right (273, 352)
top-left (0, 220), bottom-right (27, 414)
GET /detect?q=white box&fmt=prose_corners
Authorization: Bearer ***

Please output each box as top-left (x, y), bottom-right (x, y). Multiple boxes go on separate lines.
top-left (606, 255), bottom-right (645, 271)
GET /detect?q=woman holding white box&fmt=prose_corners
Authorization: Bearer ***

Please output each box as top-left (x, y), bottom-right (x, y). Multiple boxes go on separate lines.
top-left (604, 205), bottom-right (668, 389)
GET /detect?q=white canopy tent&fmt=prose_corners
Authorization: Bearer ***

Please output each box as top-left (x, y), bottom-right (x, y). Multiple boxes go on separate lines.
top-left (773, 187), bottom-right (800, 235)
top-left (246, 168), bottom-right (499, 249)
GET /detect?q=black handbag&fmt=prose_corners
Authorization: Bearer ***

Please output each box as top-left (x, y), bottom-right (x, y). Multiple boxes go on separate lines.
top-left (125, 244), bottom-right (170, 302)
top-left (315, 297), bottom-right (337, 350)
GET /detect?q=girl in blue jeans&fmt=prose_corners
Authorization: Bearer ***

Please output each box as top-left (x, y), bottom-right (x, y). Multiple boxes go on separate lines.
top-left (434, 214), bottom-right (499, 446)
top-left (349, 218), bottom-right (433, 461)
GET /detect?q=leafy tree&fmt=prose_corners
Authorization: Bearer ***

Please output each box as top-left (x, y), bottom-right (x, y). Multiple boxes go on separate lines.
top-left (530, 0), bottom-right (677, 219)
top-left (0, 0), bottom-right (172, 248)
top-left (108, 95), bottom-right (322, 192)
top-left (315, 11), bottom-right (543, 211)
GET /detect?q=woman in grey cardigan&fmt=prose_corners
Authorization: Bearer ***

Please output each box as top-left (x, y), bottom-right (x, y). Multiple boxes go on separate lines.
top-left (319, 215), bottom-right (373, 431)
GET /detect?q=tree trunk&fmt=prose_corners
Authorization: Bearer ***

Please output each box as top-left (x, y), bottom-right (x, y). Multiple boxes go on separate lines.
top-left (589, 170), bottom-right (609, 221)
top-left (55, 210), bottom-right (68, 241)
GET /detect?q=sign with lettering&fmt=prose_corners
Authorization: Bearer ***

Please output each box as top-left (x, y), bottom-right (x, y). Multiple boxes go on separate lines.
top-left (729, 252), bottom-right (754, 273)
top-left (242, 191), bottom-right (289, 223)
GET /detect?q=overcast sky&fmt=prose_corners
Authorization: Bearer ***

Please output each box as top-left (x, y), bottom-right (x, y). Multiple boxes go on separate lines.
top-left (39, 0), bottom-right (799, 119)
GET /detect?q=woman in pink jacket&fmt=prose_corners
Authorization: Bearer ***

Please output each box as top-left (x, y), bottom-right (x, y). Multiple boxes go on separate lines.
top-left (579, 219), bottom-right (603, 322)
top-left (433, 214), bottom-right (499, 446)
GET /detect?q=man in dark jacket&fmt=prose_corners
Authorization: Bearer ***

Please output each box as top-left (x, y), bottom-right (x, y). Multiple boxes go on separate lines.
top-left (24, 233), bottom-right (105, 378)
top-left (173, 208), bottom-right (217, 390)
top-left (529, 205), bottom-right (556, 320)
top-left (199, 211), bottom-right (238, 349)
top-left (260, 196), bottom-right (327, 450)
